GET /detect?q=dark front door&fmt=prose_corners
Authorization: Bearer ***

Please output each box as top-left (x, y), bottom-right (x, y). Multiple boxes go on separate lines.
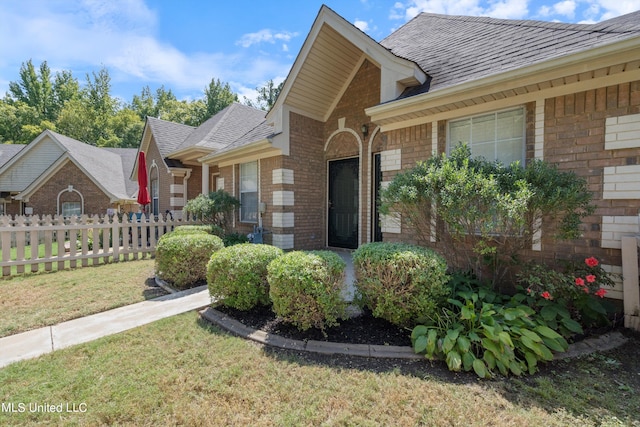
top-left (372, 153), bottom-right (383, 242)
top-left (328, 158), bottom-right (359, 249)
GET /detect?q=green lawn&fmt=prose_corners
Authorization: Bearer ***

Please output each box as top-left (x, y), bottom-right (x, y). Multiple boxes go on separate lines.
top-left (0, 258), bottom-right (637, 426)
top-left (0, 259), bottom-right (163, 337)
top-left (0, 312), bottom-right (637, 426)
top-left (0, 242), bottom-right (60, 259)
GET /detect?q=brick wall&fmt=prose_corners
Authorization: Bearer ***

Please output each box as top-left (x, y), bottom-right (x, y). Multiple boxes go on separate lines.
top-left (26, 160), bottom-right (112, 216)
top-left (284, 112), bottom-right (325, 249)
top-left (539, 80), bottom-right (640, 268)
top-left (372, 81), bottom-right (640, 289)
top-left (380, 123), bottom-right (434, 244)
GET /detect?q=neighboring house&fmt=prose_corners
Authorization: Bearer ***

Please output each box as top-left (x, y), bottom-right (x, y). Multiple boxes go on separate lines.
top-left (132, 103), bottom-right (266, 218)
top-left (0, 130), bottom-right (138, 217)
top-left (196, 5), bottom-right (640, 300)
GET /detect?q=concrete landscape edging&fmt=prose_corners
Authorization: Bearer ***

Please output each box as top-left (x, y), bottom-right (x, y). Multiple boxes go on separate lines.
top-left (199, 307), bottom-right (629, 361)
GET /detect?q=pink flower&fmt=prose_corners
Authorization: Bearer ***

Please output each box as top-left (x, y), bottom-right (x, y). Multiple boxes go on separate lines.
top-left (585, 257), bottom-right (599, 267)
top-left (595, 288), bottom-right (607, 298)
top-left (526, 288), bottom-right (532, 295)
top-left (582, 287), bottom-right (590, 294)
top-left (541, 291), bottom-right (552, 300)
top-left (586, 274), bottom-right (596, 283)
top-left (575, 277), bottom-right (585, 286)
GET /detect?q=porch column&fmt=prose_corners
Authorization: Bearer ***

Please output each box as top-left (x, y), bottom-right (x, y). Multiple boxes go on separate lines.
top-left (202, 163), bottom-right (210, 195)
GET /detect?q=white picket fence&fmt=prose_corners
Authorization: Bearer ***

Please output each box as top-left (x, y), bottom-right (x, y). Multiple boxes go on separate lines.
top-left (0, 213), bottom-right (199, 276)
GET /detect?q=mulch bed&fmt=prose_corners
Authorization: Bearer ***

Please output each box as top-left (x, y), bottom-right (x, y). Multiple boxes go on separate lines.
top-left (213, 304), bottom-right (413, 347)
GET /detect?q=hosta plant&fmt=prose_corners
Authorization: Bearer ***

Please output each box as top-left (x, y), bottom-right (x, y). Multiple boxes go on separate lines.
top-left (411, 286), bottom-right (568, 379)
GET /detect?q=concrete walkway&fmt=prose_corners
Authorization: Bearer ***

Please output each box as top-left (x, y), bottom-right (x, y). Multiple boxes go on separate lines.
top-left (0, 285), bottom-right (211, 369)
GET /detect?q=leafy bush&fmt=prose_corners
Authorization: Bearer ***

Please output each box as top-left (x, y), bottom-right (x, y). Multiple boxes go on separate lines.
top-left (267, 251), bottom-right (347, 332)
top-left (517, 256), bottom-right (615, 329)
top-left (207, 243), bottom-right (283, 310)
top-left (222, 232), bottom-right (249, 247)
top-left (412, 277), bottom-right (569, 378)
top-left (155, 233), bottom-right (224, 290)
top-left (183, 190), bottom-right (240, 232)
top-left (353, 242), bottom-right (449, 327)
top-left (380, 144), bottom-right (594, 284)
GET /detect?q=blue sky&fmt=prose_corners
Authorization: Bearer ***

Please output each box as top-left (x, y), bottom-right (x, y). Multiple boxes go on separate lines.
top-left (1, 0), bottom-right (639, 104)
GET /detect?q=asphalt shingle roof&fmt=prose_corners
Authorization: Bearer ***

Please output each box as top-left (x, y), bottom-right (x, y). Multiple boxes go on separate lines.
top-left (104, 147), bottom-right (138, 197)
top-left (0, 144), bottom-right (25, 168)
top-left (49, 131), bottom-right (136, 200)
top-left (381, 10), bottom-right (640, 96)
top-left (145, 117), bottom-right (195, 158)
top-left (174, 103), bottom-right (266, 152)
top-left (210, 120), bottom-right (275, 157)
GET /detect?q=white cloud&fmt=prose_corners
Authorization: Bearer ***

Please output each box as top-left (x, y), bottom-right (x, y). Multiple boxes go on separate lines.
top-left (236, 29), bottom-right (298, 48)
top-left (552, 0), bottom-right (577, 18)
top-left (587, 0), bottom-right (640, 20)
top-left (354, 19), bottom-right (370, 31)
top-left (0, 0), bottom-right (297, 101)
top-left (391, 0), bottom-right (529, 20)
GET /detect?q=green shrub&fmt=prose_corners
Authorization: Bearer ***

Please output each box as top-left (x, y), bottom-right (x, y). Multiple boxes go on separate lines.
top-left (380, 144), bottom-right (594, 285)
top-left (412, 277), bottom-right (569, 378)
top-left (267, 251), bottom-right (347, 332)
top-left (183, 190), bottom-right (240, 232)
top-left (171, 225), bottom-right (215, 235)
top-left (353, 242), bottom-right (449, 327)
top-left (223, 232), bottom-right (249, 247)
top-left (207, 243), bottom-right (283, 310)
top-left (155, 233), bottom-right (224, 290)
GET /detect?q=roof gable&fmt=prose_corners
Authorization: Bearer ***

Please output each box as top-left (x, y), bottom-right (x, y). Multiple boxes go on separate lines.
top-left (0, 131), bottom-right (66, 192)
top-left (267, 5), bottom-right (426, 127)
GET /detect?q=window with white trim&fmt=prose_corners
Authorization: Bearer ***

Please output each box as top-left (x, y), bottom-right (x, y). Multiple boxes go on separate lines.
top-left (240, 161), bottom-right (258, 223)
top-left (448, 107), bottom-right (525, 165)
top-left (61, 201), bottom-right (82, 217)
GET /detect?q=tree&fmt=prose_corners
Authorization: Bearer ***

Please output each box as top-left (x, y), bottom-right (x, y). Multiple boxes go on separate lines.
top-left (201, 78), bottom-right (238, 123)
top-left (0, 100), bottom-right (40, 144)
top-left (244, 79), bottom-right (284, 111)
top-left (105, 108), bottom-right (144, 148)
top-left (3, 60), bottom-right (80, 143)
top-left (8, 60), bottom-right (54, 121)
top-left (130, 85), bottom-right (177, 120)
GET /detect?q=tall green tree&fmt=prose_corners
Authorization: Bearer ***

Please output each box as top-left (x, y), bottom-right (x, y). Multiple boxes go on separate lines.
top-left (130, 85), bottom-right (177, 120)
top-left (2, 60), bottom-right (80, 143)
top-left (201, 78), bottom-right (238, 122)
top-left (8, 60), bottom-right (54, 121)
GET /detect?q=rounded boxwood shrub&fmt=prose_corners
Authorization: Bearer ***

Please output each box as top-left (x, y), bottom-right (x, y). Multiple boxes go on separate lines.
top-left (353, 242), bottom-right (449, 327)
top-left (171, 225), bottom-right (218, 235)
top-left (207, 243), bottom-right (283, 310)
top-left (267, 251), bottom-right (347, 332)
top-left (155, 233), bottom-right (224, 290)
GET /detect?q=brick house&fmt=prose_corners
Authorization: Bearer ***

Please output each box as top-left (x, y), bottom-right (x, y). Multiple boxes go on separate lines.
top-left (0, 130), bottom-right (137, 216)
top-left (197, 5), bottom-right (640, 301)
top-left (132, 103), bottom-right (265, 218)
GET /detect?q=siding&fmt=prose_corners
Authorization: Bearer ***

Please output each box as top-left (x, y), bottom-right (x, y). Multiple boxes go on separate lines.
top-left (0, 136), bottom-right (64, 192)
